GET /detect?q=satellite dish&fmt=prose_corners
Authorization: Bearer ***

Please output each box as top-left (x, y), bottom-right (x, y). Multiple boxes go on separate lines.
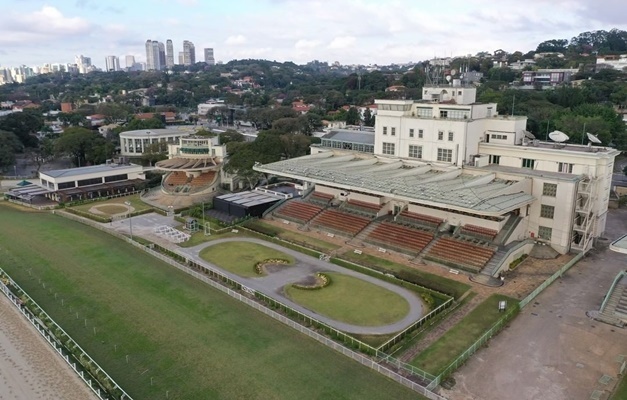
top-left (586, 132), bottom-right (602, 144)
top-left (451, 69), bottom-right (458, 76)
top-left (549, 130), bottom-right (569, 143)
top-left (446, 75), bottom-right (452, 82)
top-left (523, 130), bottom-right (535, 139)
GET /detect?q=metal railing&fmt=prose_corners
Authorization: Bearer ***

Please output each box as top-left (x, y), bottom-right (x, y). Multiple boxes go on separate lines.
top-left (599, 270), bottom-right (626, 313)
top-left (0, 269), bottom-right (132, 400)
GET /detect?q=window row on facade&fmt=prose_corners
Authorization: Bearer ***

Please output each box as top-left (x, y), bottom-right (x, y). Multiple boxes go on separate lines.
top-left (382, 126), bottom-right (455, 141)
top-left (381, 142), bottom-right (452, 162)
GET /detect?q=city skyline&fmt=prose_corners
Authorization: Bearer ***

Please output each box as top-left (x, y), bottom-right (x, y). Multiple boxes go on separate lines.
top-left (1, 0), bottom-right (627, 69)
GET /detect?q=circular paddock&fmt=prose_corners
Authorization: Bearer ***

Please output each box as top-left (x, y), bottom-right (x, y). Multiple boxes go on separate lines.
top-left (89, 203), bottom-right (135, 217)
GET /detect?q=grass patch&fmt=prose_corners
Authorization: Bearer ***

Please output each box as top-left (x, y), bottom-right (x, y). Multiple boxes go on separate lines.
top-left (612, 374), bottom-right (627, 400)
top-left (70, 194), bottom-right (152, 214)
top-left (244, 219), bottom-right (340, 252)
top-left (0, 205), bottom-right (419, 400)
top-left (338, 251), bottom-right (470, 299)
top-left (199, 241), bottom-right (294, 277)
top-left (351, 333), bottom-right (396, 348)
top-left (284, 272), bottom-right (410, 326)
top-left (410, 294), bottom-right (518, 375)
top-left (95, 204), bottom-right (130, 215)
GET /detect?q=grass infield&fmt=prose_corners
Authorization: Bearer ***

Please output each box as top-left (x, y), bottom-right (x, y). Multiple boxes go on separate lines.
top-left (70, 193), bottom-right (152, 214)
top-left (199, 241), bottom-right (295, 277)
top-left (284, 272), bottom-right (410, 326)
top-left (0, 205), bottom-right (419, 400)
top-left (410, 294), bottom-right (518, 375)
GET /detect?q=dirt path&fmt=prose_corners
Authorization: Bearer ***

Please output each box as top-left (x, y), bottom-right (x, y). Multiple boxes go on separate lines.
top-left (0, 295), bottom-right (95, 400)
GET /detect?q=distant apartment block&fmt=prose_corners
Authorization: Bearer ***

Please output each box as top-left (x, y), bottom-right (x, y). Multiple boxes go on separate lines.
top-left (105, 56), bottom-right (120, 72)
top-left (183, 40), bottom-right (196, 66)
top-left (166, 39), bottom-right (175, 68)
top-left (204, 48), bottom-right (215, 65)
top-left (596, 55), bottom-right (627, 71)
top-left (522, 68), bottom-right (579, 87)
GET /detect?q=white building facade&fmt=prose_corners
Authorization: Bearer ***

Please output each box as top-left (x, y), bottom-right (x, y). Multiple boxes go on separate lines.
top-left (119, 128), bottom-right (194, 157)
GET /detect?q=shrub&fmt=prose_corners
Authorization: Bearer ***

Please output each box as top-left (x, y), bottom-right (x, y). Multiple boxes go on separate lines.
top-left (292, 273), bottom-right (331, 290)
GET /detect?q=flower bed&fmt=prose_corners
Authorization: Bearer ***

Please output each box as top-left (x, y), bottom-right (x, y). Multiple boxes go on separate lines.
top-left (254, 258), bottom-right (290, 275)
top-left (292, 273), bottom-right (332, 290)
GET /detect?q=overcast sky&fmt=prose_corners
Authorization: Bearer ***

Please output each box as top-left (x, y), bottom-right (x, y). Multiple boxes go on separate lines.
top-left (2, 0), bottom-right (627, 69)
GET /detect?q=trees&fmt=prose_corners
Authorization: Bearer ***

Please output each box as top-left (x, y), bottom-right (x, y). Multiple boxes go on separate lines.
top-left (0, 131), bottom-right (23, 171)
top-left (536, 39), bottom-right (568, 53)
top-left (54, 127), bottom-right (114, 166)
top-left (0, 111), bottom-right (43, 147)
top-left (345, 107), bottom-right (361, 125)
top-left (141, 141), bottom-right (168, 166)
top-left (363, 108), bottom-right (375, 127)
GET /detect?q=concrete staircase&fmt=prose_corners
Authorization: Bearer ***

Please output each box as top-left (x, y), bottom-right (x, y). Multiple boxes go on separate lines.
top-left (347, 219), bottom-right (380, 246)
top-left (600, 276), bottom-right (627, 322)
top-left (493, 215), bottom-right (522, 245)
top-left (480, 247), bottom-right (510, 277)
top-left (411, 236), bottom-right (439, 264)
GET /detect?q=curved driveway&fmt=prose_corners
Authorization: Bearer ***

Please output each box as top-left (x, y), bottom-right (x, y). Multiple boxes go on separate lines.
top-left (175, 237), bottom-right (425, 335)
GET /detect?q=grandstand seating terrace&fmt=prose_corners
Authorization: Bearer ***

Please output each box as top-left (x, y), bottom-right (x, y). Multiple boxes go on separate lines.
top-left (396, 210), bottom-right (443, 229)
top-left (189, 171), bottom-right (217, 187)
top-left (308, 191), bottom-right (335, 205)
top-left (366, 222), bottom-right (433, 254)
top-left (343, 199), bottom-right (382, 217)
top-left (274, 201), bottom-right (323, 224)
top-left (460, 224), bottom-right (499, 241)
top-left (311, 209), bottom-right (371, 236)
top-left (165, 172), bottom-right (189, 187)
top-left (425, 237), bottom-right (495, 273)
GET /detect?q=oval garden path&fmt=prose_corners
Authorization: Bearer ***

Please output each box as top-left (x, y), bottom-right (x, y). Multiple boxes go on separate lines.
top-left (175, 237), bottom-right (426, 335)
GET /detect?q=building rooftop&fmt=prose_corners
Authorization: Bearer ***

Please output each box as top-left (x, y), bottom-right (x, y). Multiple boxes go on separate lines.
top-left (482, 141), bottom-right (620, 156)
top-left (610, 234), bottom-right (627, 255)
top-left (478, 165), bottom-right (581, 181)
top-left (40, 163), bottom-right (141, 179)
top-left (216, 190), bottom-right (283, 208)
top-left (255, 152), bottom-right (535, 216)
top-left (119, 128), bottom-right (193, 138)
top-left (322, 129), bottom-right (375, 145)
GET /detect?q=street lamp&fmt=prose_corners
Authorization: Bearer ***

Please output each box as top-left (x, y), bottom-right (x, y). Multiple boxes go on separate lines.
top-left (13, 165), bottom-right (17, 177)
top-left (124, 201), bottom-right (133, 240)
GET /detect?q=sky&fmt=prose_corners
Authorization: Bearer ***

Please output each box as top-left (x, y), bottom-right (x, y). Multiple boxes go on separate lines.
top-left (1, 0), bottom-right (627, 69)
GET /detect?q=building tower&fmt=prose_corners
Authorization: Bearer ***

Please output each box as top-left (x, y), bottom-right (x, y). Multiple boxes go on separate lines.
top-left (158, 42), bottom-right (166, 69)
top-left (145, 40), bottom-right (155, 71)
top-left (183, 40), bottom-right (195, 66)
top-left (125, 55), bottom-right (136, 70)
top-left (145, 40), bottom-right (163, 71)
top-left (204, 48), bottom-right (215, 65)
top-left (166, 39), bottom-right (175, 68)
top-left (105, 56), bottom-right (120, 72)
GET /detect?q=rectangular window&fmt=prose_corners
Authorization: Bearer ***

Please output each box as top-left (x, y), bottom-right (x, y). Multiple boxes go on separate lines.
top-left (522, 158), bottom-right (534, 169)
top-left (391, 127), bottom-right (396, 136)
top-left (440, 110), bottom-right (448, 118)
top-left (409, 129), bottom-right (414, 138)
top-left (437, 148), bottom-right (453, 162)
top-left (558, 162), bottom-right (574, 173)
top-left (104, 173), bottom-right (129, 183)
top-left (57, 181), bottom-right (76, 189)
top-left (382, 142), bottom-right (395, 155)
top-left (540, 204), bottom-right (555, 219)
top-left (383, 127), bottom-right (387, 135)
top-left (489, 155), bottom-right (501, 165)
top-left (438, 131), bottom-right (444, 140)
top-left (448, 131), bottom-right (454, 141)
top-left (543, 183), bottom-right (557, 197)
top-left (77, 177), bottom-right (103, 187)
top-left (418, 129), bottom-right (424, 138)
top-left (408, 145), bottom-right (422, 159)
top-left (538, 226), bottom-right (552, 241)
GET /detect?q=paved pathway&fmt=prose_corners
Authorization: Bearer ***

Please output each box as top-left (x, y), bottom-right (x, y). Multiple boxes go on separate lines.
top-left (176, 237), bottom-right (426, 335)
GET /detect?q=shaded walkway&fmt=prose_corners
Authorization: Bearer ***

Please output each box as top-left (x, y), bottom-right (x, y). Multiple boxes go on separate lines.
top-left (176, 238), bottom-right (425, 335)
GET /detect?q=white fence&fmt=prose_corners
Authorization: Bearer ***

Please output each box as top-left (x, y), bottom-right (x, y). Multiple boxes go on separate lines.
top-left (0, 271), bottom-right (132, 400)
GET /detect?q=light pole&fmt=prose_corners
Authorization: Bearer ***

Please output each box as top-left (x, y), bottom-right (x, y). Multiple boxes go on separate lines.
top-left (124, 201), bottom-right (133, 240)
top-left (13, 165), bottom-right (17, 177)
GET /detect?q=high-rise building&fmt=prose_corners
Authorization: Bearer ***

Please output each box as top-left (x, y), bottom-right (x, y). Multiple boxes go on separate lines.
top-left (166, 39), bottom-right (175, 68)
top-left (75, 55), bottom-right (92, 74)
top-left (183, 40), bottom-right (195, 66)
top-left (158, 42), bottom-right (166, 69)
top-left (204, 48), bottom-right (215, 65)
top-left (178, 52), bottom-right (185, 65)
top-left (105, 56), bottom-right (120, 72)
top-left (125, 55), bottom-right (136, 70)
top-left (145, 40), bottom-right (162, 71)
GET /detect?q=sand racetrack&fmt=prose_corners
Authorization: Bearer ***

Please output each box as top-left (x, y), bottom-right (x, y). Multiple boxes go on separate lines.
top-left (0, 295), bottom-right (95, 400)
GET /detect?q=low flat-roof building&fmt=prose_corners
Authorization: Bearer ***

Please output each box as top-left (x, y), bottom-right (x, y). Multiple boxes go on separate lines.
top-left (119, 128), bottom-right (194, 157)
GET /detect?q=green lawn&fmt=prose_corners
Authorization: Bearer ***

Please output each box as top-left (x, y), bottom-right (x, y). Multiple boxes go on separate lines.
top-left (285, 272), bottom-right (410, 326)
top-left (338, 251), bottom-right (470, 299)
top-left (612, 374), bottom-right (627, 400)
top-left (0, 205), bottom-right (420, 400)
top-left (199, 241), bottom-right (295, 277)
top-left (70, 193), bottom-right (152, 214)
top-left (245, 219), bottom-right (340, 252)
top-left (410, 294), bottom-right (518, 375)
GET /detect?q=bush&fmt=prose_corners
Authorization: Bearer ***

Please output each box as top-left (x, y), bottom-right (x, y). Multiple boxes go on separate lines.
top-left (292, 273), bottom-right (332, 290)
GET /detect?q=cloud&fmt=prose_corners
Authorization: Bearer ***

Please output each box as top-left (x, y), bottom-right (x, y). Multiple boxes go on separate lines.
top-left (177, 0), bottom-right (198, 5)
top-left (225, 35), bottom-right (247, 45)
top-left (328, 36), bottom-right (356, 49)
top-left (295, 39), bottom-right (321, 49)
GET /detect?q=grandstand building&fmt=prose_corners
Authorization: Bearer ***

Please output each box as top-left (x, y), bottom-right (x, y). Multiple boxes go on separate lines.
top-left (119, 128), bottom-right (195, 157)
top-left (155, 135), bottom-right (226, 195)
top-left (254, 83), bottom-right (619, 276)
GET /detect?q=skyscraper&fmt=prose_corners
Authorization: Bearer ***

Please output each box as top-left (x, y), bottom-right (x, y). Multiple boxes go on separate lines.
top-left (145, 40), bottom-right (162, 71)
top-left (166, 39), bottom-right (175, 68)
top-left (125, 55), bottom-right (136, 70)
top-left (183, 40), bottom-right (195, 66)
top-left (204, 48), bottom-right (215, 65)
top-left (158, 42), bottom-right (166, 69)
top-left (105, 56), bottom-right (120, 72)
